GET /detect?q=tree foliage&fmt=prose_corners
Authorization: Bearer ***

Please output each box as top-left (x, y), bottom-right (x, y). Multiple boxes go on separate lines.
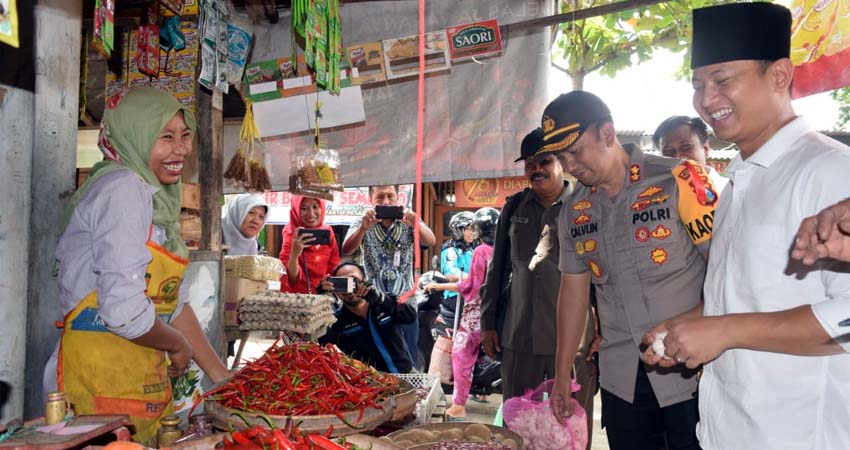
top-left (552, 0), bottom-right (730, 90)
top-left (831, 87), bottom-right (850, 131)
top-left (552, 1), bottom-right (850, 130)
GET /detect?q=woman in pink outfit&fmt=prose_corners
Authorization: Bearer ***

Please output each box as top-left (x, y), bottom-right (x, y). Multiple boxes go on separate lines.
top-left (425, 207), bottom-right (499, 420)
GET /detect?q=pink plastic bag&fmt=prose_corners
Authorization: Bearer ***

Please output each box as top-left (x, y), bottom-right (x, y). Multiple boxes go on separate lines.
top-left (503, 379), bottom-right (588, 450)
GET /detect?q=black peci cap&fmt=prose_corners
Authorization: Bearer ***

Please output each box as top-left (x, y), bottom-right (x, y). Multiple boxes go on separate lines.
top-left (515, 127), bottom-right (546, 162)
top-left (539, 91), bottom-right (612, 155)
top-left (691, 2), bottom-right (792, 70)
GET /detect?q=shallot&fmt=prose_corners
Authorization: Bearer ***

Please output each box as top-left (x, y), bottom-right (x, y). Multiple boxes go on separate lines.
top-left (652, 330), bottom-right (672, 359)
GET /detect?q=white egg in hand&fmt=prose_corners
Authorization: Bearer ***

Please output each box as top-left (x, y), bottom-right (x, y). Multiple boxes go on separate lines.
top-left (652, 330), bottom-right (672, 359)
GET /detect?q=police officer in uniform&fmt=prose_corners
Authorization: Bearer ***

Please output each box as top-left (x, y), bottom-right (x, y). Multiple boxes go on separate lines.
top-left (545, 91), bottom-right (718, 450)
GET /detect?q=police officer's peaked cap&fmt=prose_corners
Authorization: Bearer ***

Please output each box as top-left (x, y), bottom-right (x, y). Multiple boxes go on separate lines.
top-left (691, 2), bottom-right (792, 70)
top-left (515, 127), bottom-right (546, 162)
top-left (538, 91), bottom-right (612, 155)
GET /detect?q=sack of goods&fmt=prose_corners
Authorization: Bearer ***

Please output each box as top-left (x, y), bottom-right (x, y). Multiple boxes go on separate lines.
top-left (238, 291), bottom-right (337, 335)
top-left (224, 255), bottom-right (284, 281)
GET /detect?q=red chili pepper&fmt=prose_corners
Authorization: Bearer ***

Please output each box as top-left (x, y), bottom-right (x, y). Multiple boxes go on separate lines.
top-left (307, 435), bottom-right (347, 450)
top-left (193, 342), bottom-right (398, 420)
top-left (231, 431), bottom-right (262, 449)
top-left (272, 428), bottom-right (297, 450)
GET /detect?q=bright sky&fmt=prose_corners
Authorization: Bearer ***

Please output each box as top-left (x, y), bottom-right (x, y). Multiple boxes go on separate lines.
top-left (547, 49), bottom-right (845, 134)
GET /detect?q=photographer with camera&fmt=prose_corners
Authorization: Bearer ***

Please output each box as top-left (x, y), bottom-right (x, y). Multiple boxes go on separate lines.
top-left (317, 262), bottom-right (417, 373)
top-left (342, 185), bottom-right (436, 368)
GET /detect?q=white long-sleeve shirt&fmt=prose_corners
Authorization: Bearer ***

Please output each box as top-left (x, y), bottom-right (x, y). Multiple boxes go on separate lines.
top-left (44, 169), bottom-right (189, 394)
top-left (699, 117), bottom-right (850, 450)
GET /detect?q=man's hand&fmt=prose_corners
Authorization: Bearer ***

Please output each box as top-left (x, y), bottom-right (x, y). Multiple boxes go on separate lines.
top-left (318, 275), bottom-right (334, 294)
top-left (481, 330), bottom-right (501, 360)
top-left (792, 199), bottom-right (850, 264)
top-left (585, 333), bottom-right (602, 362)
top-left (361, 208), bottom-right (380, 230)
top-left (402, 209), bottom-right (418, 228)
top-left (641, 316), bottom-right (730, 369)
top-left (549, 376), bottom-right (575, 423)
top-left (167, 336), bottom-right (193, 377)
top-left (640, 321), bottom-right (676, 368)
top-left (362, 282), bottom-right (383, 304)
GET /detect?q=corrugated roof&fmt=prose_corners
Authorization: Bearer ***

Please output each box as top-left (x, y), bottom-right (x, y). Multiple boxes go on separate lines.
top-left (621, 129), bottom-right (850, 161)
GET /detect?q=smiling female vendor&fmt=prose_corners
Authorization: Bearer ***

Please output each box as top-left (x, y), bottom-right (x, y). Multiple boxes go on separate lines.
top-left (42, 87), bottom-right (228, 444)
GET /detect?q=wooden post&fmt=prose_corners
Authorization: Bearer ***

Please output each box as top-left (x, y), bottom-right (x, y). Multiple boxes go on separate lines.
top-left (23, 0), bottom-right (82, 418)
top-left (195, 85), bottom-right (225, 357)
top-left (196, 87), bottom-right (223, 252)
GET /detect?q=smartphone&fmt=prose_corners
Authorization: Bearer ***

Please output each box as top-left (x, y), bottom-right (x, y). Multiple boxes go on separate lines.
top-left (375, 205), bottom-right (404, 220)
top-left (298, 228), bottom-right (331, 245)
top-left (328, 276), bottom-right (356, 293)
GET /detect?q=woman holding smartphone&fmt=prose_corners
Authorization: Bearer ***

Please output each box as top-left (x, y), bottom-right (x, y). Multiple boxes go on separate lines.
top-left (279, 195), bottom-right (340, 293)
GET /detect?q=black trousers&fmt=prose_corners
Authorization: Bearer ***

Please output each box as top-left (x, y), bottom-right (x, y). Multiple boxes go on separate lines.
top-left (601, 363), bottom-right (701, 450)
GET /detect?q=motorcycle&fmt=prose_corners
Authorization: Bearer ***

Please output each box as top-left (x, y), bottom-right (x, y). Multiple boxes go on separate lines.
top-left (415, 256), bottom-right (501, 396)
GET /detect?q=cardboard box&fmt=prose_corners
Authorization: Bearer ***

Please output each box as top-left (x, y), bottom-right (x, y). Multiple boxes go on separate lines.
top-left (347, 42), bottom-right (387, 85)
top-left (181, 182), bottom-right (200, 210)
top-left (383, 30), bottom-right (451, 80)
top-left (223, 278), bottom-right (269, 327)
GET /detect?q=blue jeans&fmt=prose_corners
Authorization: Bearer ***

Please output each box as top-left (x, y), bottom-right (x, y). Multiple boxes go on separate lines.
top-left (399, 315), bottom-right (419, 371)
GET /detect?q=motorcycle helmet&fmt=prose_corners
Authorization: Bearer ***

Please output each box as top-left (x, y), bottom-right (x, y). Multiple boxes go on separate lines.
top-left (473, 207), bottom-right (500, 245)
top-left (448, 211), bottom-right (475, 241)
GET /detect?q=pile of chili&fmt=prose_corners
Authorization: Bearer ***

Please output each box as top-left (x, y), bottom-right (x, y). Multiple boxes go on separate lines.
top-left (220, 422), bottom-right (367, 450)
top-left (193, 341), bottom-right (399, 421)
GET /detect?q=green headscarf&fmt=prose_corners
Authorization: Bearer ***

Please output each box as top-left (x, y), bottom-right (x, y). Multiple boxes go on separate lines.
top-left (61, 87), bottom-right (196, 258)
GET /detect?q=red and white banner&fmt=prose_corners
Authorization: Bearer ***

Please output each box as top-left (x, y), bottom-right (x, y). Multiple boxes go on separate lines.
top-left (233, 185), bottom-right (413, 225)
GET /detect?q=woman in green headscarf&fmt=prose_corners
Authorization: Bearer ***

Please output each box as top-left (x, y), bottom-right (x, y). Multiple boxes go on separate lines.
top-left (45, 87), bottom-right (228, 444)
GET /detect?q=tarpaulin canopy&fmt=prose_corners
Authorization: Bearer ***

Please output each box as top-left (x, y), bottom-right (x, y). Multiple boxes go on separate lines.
top-left (223, 0), bottom-right (552, 193)
top-left (789, 0), bottom-right (850, 98)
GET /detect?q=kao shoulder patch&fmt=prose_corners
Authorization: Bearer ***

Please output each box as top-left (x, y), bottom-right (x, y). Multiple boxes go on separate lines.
top-left (672, 160), bottom-right (718, 246)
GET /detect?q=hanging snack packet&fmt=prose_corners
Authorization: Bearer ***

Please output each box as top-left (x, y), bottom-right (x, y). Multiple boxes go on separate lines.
top-left (137, 5), bottom-right (160, 77)
top-left (93, 0), bottom-right (116, 57)
top-left (0, 0), bottom-right (21, 48)
top-left (225, 102), bottom-right (271, 192)
top-left (295, 147), bottom-right (343, 192)
top-left (226, 12), bottom-right (253, 86)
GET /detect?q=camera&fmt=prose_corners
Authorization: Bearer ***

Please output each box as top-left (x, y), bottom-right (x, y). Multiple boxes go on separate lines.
top-left (298, 228), bottom-right (331, 245)
top-left (327, 277), bottom-right (357, 293)
top-left (375, 205), bottom-right (404, 220)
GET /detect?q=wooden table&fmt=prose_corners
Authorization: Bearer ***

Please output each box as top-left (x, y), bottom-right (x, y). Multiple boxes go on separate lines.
top-left (0, 415), bottom-right (131, 450)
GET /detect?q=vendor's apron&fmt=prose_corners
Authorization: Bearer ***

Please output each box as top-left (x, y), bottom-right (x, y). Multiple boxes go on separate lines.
top-left (57, 229), bottom-right (188, 445)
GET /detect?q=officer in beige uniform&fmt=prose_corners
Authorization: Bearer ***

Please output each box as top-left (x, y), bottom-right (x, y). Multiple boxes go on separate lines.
top-left (480, 129), bottom-right (597, 447)
top-left (545, 91), bottom-right (717, 450)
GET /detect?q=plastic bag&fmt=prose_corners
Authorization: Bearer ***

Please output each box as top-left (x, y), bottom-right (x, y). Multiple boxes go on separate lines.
top-left (224, 102), bottom-right (271, 192)
top-left (503, 379), bottom-right (588, 450)
top-left (226, 12), bottom-right (253, 86)
top-left (289, 147), bottom-right (343, 200)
